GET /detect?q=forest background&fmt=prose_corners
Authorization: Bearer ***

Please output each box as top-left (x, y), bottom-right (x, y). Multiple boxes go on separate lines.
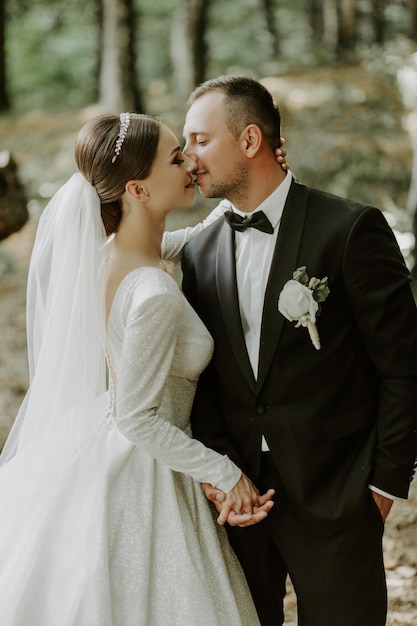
top-left (0, 1), bottom-right (417, 624)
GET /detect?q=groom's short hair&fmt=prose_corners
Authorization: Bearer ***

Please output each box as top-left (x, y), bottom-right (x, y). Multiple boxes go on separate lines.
top-left (188, 75), bottom-right (282, 153)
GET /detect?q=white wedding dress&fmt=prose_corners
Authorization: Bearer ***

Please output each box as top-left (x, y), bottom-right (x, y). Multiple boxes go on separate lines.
top-left (0, 193), bottom-right (259, 625)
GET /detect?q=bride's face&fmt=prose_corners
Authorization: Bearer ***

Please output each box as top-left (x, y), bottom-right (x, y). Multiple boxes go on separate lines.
top-left (142, 124), bottom-right (196, 214)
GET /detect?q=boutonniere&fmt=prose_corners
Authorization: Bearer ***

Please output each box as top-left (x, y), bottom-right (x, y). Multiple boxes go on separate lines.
top-left (278, 266), bottom-right (330, 350)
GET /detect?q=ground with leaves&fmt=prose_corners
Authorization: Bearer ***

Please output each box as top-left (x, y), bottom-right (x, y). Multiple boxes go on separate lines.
top-left (0, 64), bottom-right (416, 623)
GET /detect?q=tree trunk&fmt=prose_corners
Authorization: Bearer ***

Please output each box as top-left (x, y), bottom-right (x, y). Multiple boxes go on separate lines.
top-left (336, 0), bottom-right (356, 51)
top-left (259, 0), bottom-right (280, 58)
top-left (0, 152), bottom-right (28, 241)
top-left (406, 112), bottom-right (417, 214)
top-left (308, 0), bottom-right (324, 42)
top-left (371, 0), bottom-right (386, 44)
top-left (402, 112), bottom-right (417, 290)
top-left (91, 0), bottom-right (102, 104)
top-left (322, 0), bottom-right (338, 51)
top-left (170, 0), bottom-right (210, 102)
top-left (0, 0), bottom-right (10, 111)
top-left (99, 0), bottom-right (142, 113)
top-left (410, 0), bottom-right (417, 40)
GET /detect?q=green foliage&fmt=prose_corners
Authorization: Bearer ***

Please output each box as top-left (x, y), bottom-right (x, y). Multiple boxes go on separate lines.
top-left (7, 0), bottom-right (98, 111)
top-left (136, 0), bottom-right (175, 86)
top-left (2, 0), bottom-right (417, 246)
top-left (293, 266), bottom-right (309, 285)
top-left (207, 0), bottom-right (325, 77)
top-left (4, 0), bottom-right (416, 112)
top-left (207, 0), bottom-right (273, 77)
top-left (292, 266), bottom-right (330, 304)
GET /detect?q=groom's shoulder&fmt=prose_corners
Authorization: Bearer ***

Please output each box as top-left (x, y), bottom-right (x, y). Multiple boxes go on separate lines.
top-left (293, 178), bottom-right (366, 213)
top-left (292, 179), bottom-right (376, 230)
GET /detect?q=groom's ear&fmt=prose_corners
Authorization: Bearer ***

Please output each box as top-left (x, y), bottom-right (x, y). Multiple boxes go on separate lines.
top-left (240, 124), bottom-right (262, 158)
top-left (125, 180), bottom-right (149, 201)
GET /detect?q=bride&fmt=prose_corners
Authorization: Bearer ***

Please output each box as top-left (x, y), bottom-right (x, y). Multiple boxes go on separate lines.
top-left (0, 112), bottom-right (286, 625)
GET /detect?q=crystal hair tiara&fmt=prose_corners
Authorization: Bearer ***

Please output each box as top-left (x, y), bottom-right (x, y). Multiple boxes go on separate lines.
top-left (111, 112), bottom-right (131, 163)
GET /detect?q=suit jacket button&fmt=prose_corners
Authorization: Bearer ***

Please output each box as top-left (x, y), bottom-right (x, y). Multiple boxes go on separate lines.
top-left (256, 404), bottom-right (267, 415)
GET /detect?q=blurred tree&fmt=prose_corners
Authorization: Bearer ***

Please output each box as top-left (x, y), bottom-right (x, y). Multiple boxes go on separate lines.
top-left (6, 0), bottom-right (99, 111)
top-left (99, 0), bottom-right (142, 112)
top-left (0, 0), bottom-right (10, 111)
top-left (309, 0), bottom-right (324, 42)
top-left (398, 53), bottom-right (417, 279)
top-left (411, 0), bottom-right (417, 40)
top-left (337, 0), bottom-right (356, 52)
top-left (170, 0), bottom-right (210, 101)
top-left (260, 0), bottom-right (280, 58)
top-left (2, 0), bottom-right (417, 112)
top-left (322, 0), bottom-right (338, 51)
top-left (0, 151), bottom-right (28, 240)
top-left (372, 0), bottom-right (387, 44)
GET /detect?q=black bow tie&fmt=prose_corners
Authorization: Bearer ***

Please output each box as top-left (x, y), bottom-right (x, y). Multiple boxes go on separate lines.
top-left (224, 210), bottom-right (274, 234)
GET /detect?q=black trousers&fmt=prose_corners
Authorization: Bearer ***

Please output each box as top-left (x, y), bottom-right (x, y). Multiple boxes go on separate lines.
top-left (226, 453), bottom-right (387, 626)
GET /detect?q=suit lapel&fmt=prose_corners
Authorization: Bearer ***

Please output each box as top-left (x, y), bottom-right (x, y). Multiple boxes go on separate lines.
top-left (216, 223), bottom-right (256, 391)
top-left (257, 181), bottom-right (310, 391)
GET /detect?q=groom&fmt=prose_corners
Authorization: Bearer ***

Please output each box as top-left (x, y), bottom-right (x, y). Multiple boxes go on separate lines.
top-left (181, 75), bottom-right (417, 626)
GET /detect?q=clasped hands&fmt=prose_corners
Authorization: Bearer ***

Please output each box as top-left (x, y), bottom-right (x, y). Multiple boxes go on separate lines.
top-left (202, 474), bottom-right (275, 528)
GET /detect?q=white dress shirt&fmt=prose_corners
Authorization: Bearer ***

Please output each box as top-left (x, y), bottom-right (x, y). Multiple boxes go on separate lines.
top-left (229, 173), bottom-right (291, 378)
top-left (224, 172), bottom-right (292, 451)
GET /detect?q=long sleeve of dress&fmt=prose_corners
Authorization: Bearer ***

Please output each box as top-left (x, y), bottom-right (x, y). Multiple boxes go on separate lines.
top-left (161, 201), bottom-right (228, 264)
top-left (113, 270), bottom-right (241, 494)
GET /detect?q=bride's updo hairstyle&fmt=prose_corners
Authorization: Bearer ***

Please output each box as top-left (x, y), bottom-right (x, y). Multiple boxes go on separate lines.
top-left (75, 113), bottom-right (160, 235)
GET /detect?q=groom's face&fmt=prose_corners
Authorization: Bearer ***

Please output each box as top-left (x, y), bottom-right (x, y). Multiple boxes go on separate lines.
top-left (183, 91), bottom-right (249, 202)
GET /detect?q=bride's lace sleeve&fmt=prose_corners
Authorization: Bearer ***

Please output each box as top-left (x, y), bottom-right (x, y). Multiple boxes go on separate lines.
top-left (161, 200), bottom-right (228, 264)
top-left (114, 278), bottom-right (241, 493)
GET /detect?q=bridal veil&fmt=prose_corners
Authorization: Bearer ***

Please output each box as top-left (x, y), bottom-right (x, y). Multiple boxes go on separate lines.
top-left (0, 173), bottom-right (110, 622)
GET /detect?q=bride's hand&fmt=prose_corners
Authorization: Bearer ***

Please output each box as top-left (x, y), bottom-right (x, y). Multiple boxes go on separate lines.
top-left (202, 479), bottom-right (275, 527)
top-left (225, 492), bottom-right (275, 527)
top-left (275, 137), bottom-right (289, 171)
top-left (214, 473), bottom-right (259, 525)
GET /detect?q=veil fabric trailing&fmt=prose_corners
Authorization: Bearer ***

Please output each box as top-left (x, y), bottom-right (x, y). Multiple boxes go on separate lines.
top-left (0, 173), bottom-right (110, 622)
top-left (1, 173), bottom-right (107, 464)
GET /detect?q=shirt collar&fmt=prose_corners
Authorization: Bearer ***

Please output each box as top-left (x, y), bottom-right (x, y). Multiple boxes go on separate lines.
top-left (224, 171), bottom-right (292, 229)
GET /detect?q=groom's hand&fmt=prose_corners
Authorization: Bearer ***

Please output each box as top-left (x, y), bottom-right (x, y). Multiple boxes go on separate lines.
top-left (202, 482), bottom-right (275, 527)
top-left (371, 491), bottom-right (393, 523)
top-left (225, 491), bottom-right (275, 527)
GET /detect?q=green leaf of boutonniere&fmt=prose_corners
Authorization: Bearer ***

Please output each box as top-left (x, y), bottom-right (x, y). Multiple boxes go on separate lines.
top-left (293, 266), bottom-right (329, 304)
top-left (313, 278), bottom-right (330, 303)
top-left (292, 266), bottom-right (309, 285)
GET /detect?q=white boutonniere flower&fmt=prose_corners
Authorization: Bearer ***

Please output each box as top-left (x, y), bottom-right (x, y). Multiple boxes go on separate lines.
top-left (278, 266), bottom-right (330, 350)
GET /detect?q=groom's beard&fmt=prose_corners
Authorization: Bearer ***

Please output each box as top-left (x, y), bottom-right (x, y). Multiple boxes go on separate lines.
top-left (197, 161), bottom-right (249, 207)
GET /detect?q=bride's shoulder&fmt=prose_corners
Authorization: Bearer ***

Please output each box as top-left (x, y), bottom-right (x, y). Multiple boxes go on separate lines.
top-left (121, 266), bottom-right (181, 314)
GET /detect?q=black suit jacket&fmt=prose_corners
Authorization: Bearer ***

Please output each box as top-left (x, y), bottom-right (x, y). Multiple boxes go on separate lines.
top-left (182, 178), bottom-right (417, 535)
